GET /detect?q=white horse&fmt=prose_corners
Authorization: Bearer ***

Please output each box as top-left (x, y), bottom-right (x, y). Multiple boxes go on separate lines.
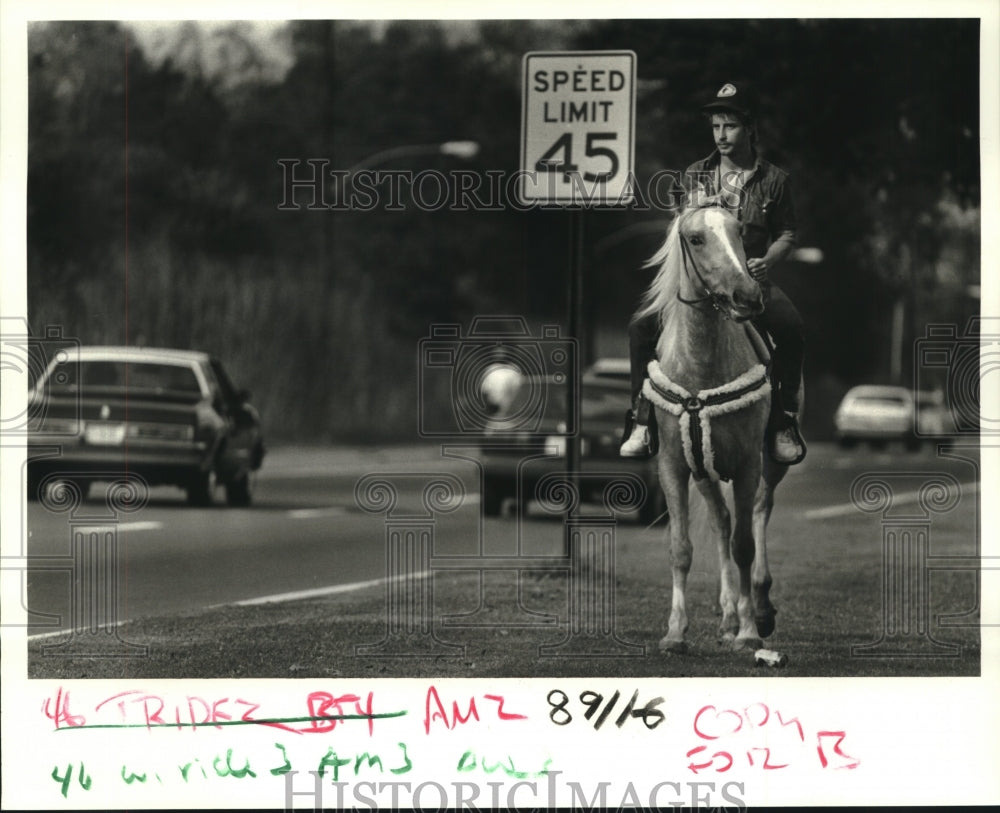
top-left (635, 197), bottom-right (789, 655)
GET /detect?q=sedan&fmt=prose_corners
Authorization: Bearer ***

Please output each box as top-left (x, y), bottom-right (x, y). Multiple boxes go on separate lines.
top-left (27, 346), bottom-right (265, 505)
top-left (833, 384), bottom-right (950, 451)
top-left (477, 358), bottom-right (666, 524)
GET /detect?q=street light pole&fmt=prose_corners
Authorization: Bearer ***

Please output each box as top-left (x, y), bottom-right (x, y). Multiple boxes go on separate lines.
top-left (346, 141), bottom-right (480, 175)
top-left (327, 139), bottom-right (480, 429)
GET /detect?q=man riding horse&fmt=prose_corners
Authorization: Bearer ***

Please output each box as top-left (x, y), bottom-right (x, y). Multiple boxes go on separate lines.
top-left (621, 81), bottom-right (807, 465)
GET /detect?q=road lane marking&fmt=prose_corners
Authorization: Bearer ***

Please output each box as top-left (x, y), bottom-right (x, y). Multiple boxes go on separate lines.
top-left (222, 571), bottom-right (433, 607)
top-left (28, 620), bottom-right (130, 641)
top-left (287, 507), bottom-right (349, 519)
top-left (27, 570), bottom-right (435, 640)
top-left (804, 480), bottom-right (980, 520)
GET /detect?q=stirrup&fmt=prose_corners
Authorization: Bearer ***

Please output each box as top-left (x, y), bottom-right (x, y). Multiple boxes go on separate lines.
top-left (620, 423), bottom-right (649, 457)
top-left (620, 406), bottom-right (658, 458)
top-left (769, 413), bottom-right (806, 465)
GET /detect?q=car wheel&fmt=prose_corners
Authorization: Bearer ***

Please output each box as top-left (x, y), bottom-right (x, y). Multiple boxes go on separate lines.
top-left (250, 442), bottom-right (265, 470)
top-left (225, 472), bottom-right (253, 507)
top-left (638, 487), bottom-right (667, 526)
top-left (187, 469), bottom-right (218, 506)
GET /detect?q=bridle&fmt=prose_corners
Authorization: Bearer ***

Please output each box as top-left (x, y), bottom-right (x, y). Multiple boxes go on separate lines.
top-left (674, 205), bottom-right (743, 318)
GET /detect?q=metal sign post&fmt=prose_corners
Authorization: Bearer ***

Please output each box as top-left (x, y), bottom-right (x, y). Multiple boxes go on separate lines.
top-left (567, 208), bottom-right (585, 481)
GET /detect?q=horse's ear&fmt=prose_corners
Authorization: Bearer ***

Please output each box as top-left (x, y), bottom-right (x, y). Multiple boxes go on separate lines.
top-left (687, 182), bottom-right (709, 208)
top-left (688, 182), bottom-right (723, 211)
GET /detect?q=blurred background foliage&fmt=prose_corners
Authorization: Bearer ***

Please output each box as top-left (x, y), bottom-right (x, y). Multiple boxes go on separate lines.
top-left (27, 18), bottom-right (980, 442)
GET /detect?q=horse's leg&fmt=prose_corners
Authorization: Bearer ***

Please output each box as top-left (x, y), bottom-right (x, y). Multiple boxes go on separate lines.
top-left (692, 478), bottom-right (738, 644)
top-left (751, 460), bottom-right (786, 638)
top-left (657, 459), bottom-right (692, 654)
top-left (732, 467), bottom-right (764, 650)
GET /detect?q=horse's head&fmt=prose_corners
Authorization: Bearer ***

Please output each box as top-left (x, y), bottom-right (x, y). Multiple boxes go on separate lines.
top-left (676, 202), bottom-right (764, 322)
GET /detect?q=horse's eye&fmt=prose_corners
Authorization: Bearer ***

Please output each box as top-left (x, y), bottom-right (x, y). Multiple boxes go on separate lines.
top-left (689, 235), bottom-right (704, 246)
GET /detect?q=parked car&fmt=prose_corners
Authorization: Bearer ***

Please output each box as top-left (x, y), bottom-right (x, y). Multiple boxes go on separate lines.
top-left (833, 384), bottom-right (949, 450)
top-left (27, 346), bottom-right (265, 505)
top-left (477, 358), bottom-right (666, 524)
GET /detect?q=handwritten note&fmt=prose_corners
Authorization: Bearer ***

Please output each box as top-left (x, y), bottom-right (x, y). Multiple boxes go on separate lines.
top-left (12, 679), bottom-right (876, 809)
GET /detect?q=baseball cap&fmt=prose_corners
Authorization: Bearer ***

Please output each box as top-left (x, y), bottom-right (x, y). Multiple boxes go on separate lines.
top-left (702, 82), bottom-right (759, 120)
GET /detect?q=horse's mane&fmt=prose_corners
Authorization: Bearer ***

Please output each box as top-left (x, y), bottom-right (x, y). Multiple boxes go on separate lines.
top-left (631, 215), bottom-right (683, 327)
top-left (631, 194), bottom-right (727, 327)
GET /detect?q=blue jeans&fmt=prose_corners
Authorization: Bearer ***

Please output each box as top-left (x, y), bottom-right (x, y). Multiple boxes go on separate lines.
top-left (628, 283), bottom-right (804, 415)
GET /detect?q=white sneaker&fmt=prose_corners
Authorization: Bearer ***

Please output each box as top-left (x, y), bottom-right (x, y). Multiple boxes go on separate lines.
top-left (771, 412), bottom-right (806, 464)
top-left (620, 424), bottom-right (650, 457)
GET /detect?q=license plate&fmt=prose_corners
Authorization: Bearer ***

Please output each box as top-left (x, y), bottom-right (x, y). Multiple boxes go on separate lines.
top-left (84, 422), bottom-right (126, 445)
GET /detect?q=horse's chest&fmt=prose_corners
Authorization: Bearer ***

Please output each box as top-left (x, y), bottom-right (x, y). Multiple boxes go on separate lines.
top-left (643, 355), bottom-right (770, 482)
top-left (660, 409), bottom-right (760, 477)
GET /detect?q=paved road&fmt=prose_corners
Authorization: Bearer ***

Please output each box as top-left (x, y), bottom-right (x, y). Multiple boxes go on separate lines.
top-left (24, 441), bottom-right (981, 637)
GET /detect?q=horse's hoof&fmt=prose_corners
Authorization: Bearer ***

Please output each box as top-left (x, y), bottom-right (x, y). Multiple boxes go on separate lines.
top-left (755, 613), bottom-right (776, 639)
top-left (717, 631), bottom-right (737, 646)
top-left (659, 637), bottom-right (688, 654)
top-left (733, 636), bottom-right (763, 651)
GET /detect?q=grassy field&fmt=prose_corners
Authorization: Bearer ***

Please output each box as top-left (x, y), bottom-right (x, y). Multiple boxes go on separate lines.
top-left (28, 501), bottom-right (981, 680)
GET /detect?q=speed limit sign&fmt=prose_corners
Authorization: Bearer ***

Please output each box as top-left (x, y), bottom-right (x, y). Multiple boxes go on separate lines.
top-left (520, 50), bottom-right (636, 206)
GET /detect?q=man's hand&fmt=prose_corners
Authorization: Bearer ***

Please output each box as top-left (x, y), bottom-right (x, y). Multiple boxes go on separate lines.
top-left (746, 257), bottom-right (769, 282)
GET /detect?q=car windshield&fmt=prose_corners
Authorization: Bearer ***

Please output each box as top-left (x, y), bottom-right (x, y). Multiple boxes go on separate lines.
top-left (46, 360), bottom-right (203, 399)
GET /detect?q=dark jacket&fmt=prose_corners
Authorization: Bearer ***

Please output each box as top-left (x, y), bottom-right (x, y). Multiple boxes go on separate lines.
top-left (683, 151), bottom-right (797, 260)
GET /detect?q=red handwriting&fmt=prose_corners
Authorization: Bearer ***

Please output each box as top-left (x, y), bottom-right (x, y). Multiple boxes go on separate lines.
top-left (46, 687), bottom-right (395, 735)
top-left (92, 691), bottom-right (277, 732)
top-left (43, 687), bottom-right (86, 729)
top-left (686, 703), bottom-right (859, 773)
top-left (423, 687), bottom-right (527, 734)
top-left (816, 731), bottom-right (860, 770)
top-left (305, 692), bottom-right (375, 736)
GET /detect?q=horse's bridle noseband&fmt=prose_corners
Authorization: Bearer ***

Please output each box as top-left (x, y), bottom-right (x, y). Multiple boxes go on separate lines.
top-left (675, 204), bottom-right (747, 320)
